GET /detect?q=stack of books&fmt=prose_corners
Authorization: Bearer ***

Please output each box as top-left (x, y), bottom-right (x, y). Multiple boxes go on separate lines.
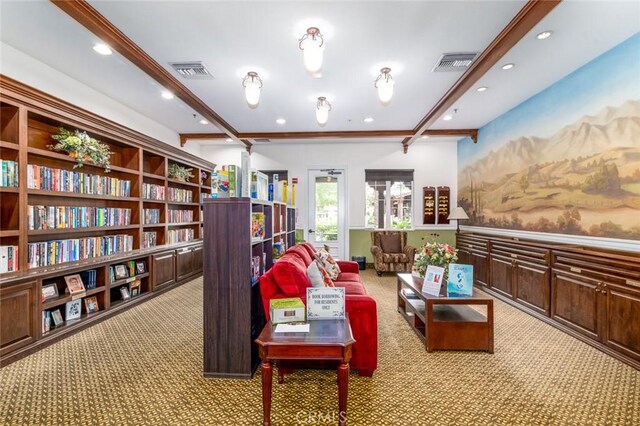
top-left (168, 210), bottom-right (194, 223)
top-left (143, 208), bottom-right (161, 225)
top-left (142, 183), bottom-right (165, 200)
top-left (168, 187), bottom-right (192, 203)
top-left (142, 231), bottom-right (157, 248)
top-left (27, 164), bottom-right (131, 196)
top-left (79, 269), bottom-right (98, 289)
top-left (27, 234), bottom-right (133, 268)
top-left (168, 228), bottom-right (194, 244)
top-left (28, 205), bottom-right (131, 230)
top-left (0, 160), bottom-right (18, 187)
top-left (0, 245), bottom-right (19, 273)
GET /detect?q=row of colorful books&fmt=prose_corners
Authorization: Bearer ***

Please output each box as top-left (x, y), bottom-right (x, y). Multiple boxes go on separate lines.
top-left (168, 187), bottom-right (193, 203)
top-left (168, 210), bottom-right (194, 223)
top-left (143, 208), bottom-right (161, 224)
top-left (142, 231), bottom-right (157, 248)
top-left (168, 228), bottom-right (194, 244)
top-left (251, 212), bottom-right (265, 240)
top-left (0, 160), bottom-right (18, 187)
top-left (27, 164), bottom-right (131, 196)
top-left (0, 245), bottom-right (18, 273)
top-left (142, 183), bottom-right (165, 201)
top-left (27, 205), bottom-right (131, 230)
top-left (27, 234), bottom-right (133, 268)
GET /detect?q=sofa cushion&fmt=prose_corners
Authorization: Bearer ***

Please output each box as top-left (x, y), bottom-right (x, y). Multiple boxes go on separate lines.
top-left (307, 260), bottom-right (334, 287)
top-left (271, 255), bottom-right (311, 296)
top-left (379, 234), bottom-right (402, 253)
top-left (336, 272), bottom-right (361, 282)
top-left (334, 281), bottom-right (367, 295)
top-left (316, 249), bottom-right (341, 280)
top-left (287, 245), bottom-right (314, 266)
top-left (382, 253), bottom-right (409, 263)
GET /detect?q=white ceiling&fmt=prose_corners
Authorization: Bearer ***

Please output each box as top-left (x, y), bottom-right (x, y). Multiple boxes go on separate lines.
top-left (0, 1), bottom-right (638, 142)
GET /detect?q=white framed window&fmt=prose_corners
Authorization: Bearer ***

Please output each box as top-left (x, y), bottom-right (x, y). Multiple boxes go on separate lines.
top-left (365, 169), bottom-right (414, 229)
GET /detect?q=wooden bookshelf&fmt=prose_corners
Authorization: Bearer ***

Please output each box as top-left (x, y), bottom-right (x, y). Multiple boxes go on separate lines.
top-left (0, 76), bottom-right (214, 366)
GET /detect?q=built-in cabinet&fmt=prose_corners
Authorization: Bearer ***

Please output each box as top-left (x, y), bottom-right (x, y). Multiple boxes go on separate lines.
top-left (457, 232), bottom-right (640, 369)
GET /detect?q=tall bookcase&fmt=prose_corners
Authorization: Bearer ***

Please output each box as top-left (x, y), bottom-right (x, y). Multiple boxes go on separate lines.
top-left (0, 76), bottom-right (215, 366)
top-left (203, 198), bottom-right (296, 378)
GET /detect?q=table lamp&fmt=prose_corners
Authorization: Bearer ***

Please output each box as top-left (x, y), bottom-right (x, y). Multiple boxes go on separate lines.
top-left (447, 207), bottom-right (469, 233)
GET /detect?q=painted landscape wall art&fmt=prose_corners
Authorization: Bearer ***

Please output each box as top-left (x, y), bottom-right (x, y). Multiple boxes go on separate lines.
top-left (458, 33), bottom-right (640, 240)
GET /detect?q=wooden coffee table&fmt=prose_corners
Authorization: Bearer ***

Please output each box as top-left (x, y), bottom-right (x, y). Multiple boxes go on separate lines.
top-left (397, 273), bottom-right (494, 353)
top-left (255, 316), bottom-right (355, 426)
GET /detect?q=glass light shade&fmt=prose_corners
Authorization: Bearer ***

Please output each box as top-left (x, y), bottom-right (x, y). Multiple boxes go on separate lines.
top-left (244, 79), bottom-right (261, 107)
top-left (377, 78), bottom-right (394, 103)
top-left (302, 38), bottom-right (324, 73)
top-left (316, 105), bottom-right (329, 126)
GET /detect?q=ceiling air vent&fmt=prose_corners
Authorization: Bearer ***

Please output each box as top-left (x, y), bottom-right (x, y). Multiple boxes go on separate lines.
top-left (169, 62), bottom-right (214, 79)
top-left (432, 52), bottom-right (479, 72)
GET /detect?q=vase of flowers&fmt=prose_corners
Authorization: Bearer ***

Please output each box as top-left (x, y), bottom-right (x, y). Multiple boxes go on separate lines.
top-left (412, 241), bottom-right (458, 281)
top-left (49, 128), bottom-right (112, 173)
top-left (168, 163), bottom-right (194, 182)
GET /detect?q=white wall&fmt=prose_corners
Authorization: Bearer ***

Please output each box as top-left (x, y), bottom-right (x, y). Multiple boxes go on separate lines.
top-left (201, 140), bottom-right (458, 232)
top-left (0, 42), bottom-right (201, 158)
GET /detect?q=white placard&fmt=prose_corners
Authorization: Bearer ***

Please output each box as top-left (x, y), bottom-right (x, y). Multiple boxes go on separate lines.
top-left (306, 287), bottom-right (345, 320)
top-left (275, 323), bottom-right (310, 333)
top-left (422, 265), bottom-right (445, 297)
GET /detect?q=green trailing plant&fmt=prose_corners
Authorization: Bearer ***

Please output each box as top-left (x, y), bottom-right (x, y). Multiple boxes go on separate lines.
top-left (49, 127), bottom-right (112, 173)
top-left (168, 163), bottom-right (194, 181)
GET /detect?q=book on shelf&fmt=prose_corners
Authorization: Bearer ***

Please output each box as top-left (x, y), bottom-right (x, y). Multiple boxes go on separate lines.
top-left (27, 234), bottom-right (134, 268)
top-left (225, 164), bottom-right (241, 197)
top-left (251, 256), bottom-right (260, 284)
top-left (240, 151), bottom-right (250, 197)
top-left (401, 288), bottom-right (419, 300)
top-left (250, 169), bottom-right (268, 200)
top-left (28, 205), bottom-right (131, 230)
top-left (142, 183), bottom-right (165, 201)
top-left (27, 164), bottom-right (131, 196)
top-left (168, 228), bottom-right (194, 244)
top-left (143, 208), bottom-right (161, 225)
top-left (84, 296), bottom-right (99, 314)
top-left (168, 209), bottom-right (194, 223)
top-left (65, 299), bottom-right (82, 321)
top-left (0, 160), bottom-right (19, 187)
top-left (42, 311), bottom-right (52, 333)
top-left (142, 231), bottom-right (157, 248)
top-left (168, 187), bottom-right (193, 203)
top-left (251, 212), bottom-right (265, 240)
top-left (216, 170), bottom-right (229, 198)
top-left (0, 245), bottom-right (19, 273)
top-left (79, 269), bottom-right (97, 289)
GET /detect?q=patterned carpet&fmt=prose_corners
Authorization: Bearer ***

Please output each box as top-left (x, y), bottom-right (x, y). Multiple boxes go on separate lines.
top-left (1, 270), bottom-right (639, 425)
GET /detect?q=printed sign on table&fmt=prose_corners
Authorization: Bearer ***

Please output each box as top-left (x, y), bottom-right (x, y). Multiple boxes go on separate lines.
top-left (422, 265), bottom-right (445, 296)
top-left (447, 264), bottom-right (474, 297)
top-left (306, 287), bottom-right (345, 320)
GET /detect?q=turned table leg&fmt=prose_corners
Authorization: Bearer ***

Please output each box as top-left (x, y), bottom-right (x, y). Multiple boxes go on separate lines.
top-left (261, 361), bottom-right (272, 426)
top-left (337, 362), bottom-right (349, 426)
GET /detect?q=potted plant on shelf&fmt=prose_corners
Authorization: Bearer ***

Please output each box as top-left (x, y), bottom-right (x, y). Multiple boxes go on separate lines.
top-left (412, 241), bottom-right (458, 281)
top-left (49, 127), bottom-right (112, 172)
top-left (168, 163), bottom-right (194, 182)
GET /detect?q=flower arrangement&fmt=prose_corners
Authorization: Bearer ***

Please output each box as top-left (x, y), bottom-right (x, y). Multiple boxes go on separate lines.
top-left (168, 163), bottom-right (194, 182)
top-left (49, 128), bottom-right (112, 172)
top-left (413, 241), bottom-right (458, 279)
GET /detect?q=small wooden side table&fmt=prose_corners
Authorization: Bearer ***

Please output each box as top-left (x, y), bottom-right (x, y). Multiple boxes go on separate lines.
top-left (255, 316), bottom-right (355, 426)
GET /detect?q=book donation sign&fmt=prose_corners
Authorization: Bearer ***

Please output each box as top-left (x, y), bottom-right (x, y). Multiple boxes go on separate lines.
top-left (306, 287), bottom-right (345, 320)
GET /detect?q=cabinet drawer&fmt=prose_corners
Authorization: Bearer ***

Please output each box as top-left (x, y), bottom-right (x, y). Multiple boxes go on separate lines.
top-left (1, 281), bottom-right (38, 356)
top-left (152, 251), bottom-right (176, 289)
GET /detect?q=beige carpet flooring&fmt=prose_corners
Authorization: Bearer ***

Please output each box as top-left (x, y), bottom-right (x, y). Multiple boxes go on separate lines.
top-left (1, 270), bottom-right (639, 425)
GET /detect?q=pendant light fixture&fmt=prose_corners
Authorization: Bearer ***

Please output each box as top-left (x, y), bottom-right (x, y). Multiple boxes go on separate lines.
top-left (374, 67), bottom-right (394, 105)
top-left (299, 27), bottom-right (324, 74)
top-left (242, 71), bottom-right (262, 108)
top-left (315, 96), bottom-right (331, 126)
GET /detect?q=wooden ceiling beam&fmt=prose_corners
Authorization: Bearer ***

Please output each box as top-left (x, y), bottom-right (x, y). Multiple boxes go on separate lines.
top-left (50, 0), bottom-right (251, 149)
top-left (404, 0), bottom-right (561, 149)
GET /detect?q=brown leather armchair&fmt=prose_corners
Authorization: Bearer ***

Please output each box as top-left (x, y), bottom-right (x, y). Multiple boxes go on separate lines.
top-left (370, 231), bottom-right (416, 276)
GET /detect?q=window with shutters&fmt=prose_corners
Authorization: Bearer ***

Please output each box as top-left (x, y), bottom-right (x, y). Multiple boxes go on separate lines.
top-left (365, 169), bottom-right (413, 229)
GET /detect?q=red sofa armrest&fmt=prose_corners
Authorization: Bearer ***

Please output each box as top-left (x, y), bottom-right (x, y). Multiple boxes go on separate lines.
top-left (345, 295), bottom-right (378, 374)
top-left (337, 260), bottom-right (359, 274)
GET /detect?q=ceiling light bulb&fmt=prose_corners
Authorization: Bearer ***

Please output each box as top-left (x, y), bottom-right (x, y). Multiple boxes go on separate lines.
top-left (374, 67), bottom-right (394, 105)
top-left (276, 118), bottom-right (286, 125)
top-left (443, 115), bottom-right (453, 121)
top-left (299, 27), bottom-right (325, 74)
top-left (476, 86), bottom-right (488, 92)
top-left (536, 31), bottom-right (553, 40)
top-left (421, 135), bottom-right (429, 139)
top-left (161, 91), bottom-right (174, 100)
top-left (501, 63), bottom-right (515, 70)
top-left (316, 96), bottom-right (331, 127)
top-left (363, 117), bottom-right (374, 123)
top-left (242, 71), bottom-right (262, 108)
top-left (199, 119), bottom-right (209, 125)
top-left (225, 138), bottom-right (233, 142)
top-left (93, 43), bottom-right (112, 55)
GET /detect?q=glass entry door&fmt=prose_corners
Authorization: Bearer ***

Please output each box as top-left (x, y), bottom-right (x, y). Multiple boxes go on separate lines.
top-left (308, 169), bottom-right (346, 260)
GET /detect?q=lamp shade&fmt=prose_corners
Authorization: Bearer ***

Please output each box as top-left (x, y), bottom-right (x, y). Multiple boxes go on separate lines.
top-left (242, 72), bottom-right (262, 108)
top-left (316, 97), bottom-right (331, 126)
top-left (447, 207), bottom-right (469, 221)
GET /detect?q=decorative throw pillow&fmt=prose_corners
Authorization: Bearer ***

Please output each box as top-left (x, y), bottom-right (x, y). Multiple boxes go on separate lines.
top-left (306, 260), bottom-right (334, 287)
top-left (379, 234), bottom-right (402, 253)
top-left (315, 249), bottom-right (341, 280)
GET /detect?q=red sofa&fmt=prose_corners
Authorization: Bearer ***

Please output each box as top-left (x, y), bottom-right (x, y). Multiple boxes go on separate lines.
top-left (259, 243), bottom-right (378, 376)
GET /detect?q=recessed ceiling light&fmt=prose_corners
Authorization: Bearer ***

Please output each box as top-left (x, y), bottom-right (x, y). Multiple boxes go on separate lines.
top-left (363, 117), bottom-right (374, 123)
top-left (92, 43), bottom-right (112, 55)
top-left (501, 63), bottom-right (515, 70)
top-left (476, 86), bottom-right (488, 92)
top-left (161, 90), bottom-right (174, 100)
top-left (276, 118), bottom-right (286, 125)
top-left (199, 119), bottom-right (209, 125)
top-left (225, 138), bottom-right (233, 142)
top-left (421, 135), bottom-right (429, 139)
top-left (536, 30), bottom-right (553, 40)
top-left (443, 115), bottom-right (453, 121)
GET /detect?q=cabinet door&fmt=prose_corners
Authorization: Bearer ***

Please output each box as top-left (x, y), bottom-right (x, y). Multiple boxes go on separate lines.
top-left (175, 247), bottom-right (194, 281)
top-left (603, 283), bottom-right (640, 361)
top-left (471, 251), bottom-right (489, 287)
top-left (551, 270), bottom-right (600, 340)
top-left (1, 281), bottom-right (38, 356)
top-left (192, 245), bottom-right (203, 273)
top-left (515, 260), bottom-right (550, 316)
top-left (152, 251), bottom-right (176, 289)
top-left (490, 254), bottom-right (514, 298)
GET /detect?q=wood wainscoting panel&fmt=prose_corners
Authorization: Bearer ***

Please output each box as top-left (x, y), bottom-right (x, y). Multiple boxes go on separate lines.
top-left (490, 254), bottom-right (514, 298)
top-left (0, 281), bottom-right (37, 356)
top-left (515, 260), bottom-right (550, 316)
top-left (551, 271), bottom-right (600, 340)
top-left (604, 284), bottom-right (640, 362)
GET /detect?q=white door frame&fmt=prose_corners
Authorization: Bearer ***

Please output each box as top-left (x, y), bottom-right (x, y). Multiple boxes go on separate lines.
top-left (307, 167), bottom-right (348, 260)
